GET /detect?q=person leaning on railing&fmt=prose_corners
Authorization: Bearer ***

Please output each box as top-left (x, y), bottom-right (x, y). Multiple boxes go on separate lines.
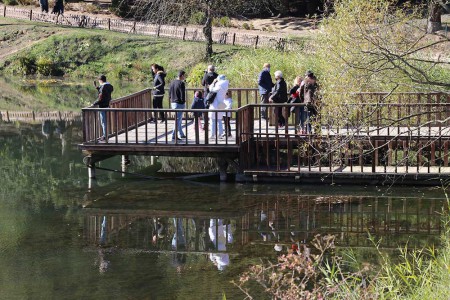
top-left (91, 75), bottom-right (114, 141)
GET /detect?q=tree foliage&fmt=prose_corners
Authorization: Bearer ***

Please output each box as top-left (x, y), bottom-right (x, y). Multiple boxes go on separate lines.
top-left (315, 0), bottom-right (449, 98)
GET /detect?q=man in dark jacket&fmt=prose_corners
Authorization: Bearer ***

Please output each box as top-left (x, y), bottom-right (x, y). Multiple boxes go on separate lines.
top-left (258, 63), bottom-right (273, 119)
top-left (92, 75), bottom-right (114, 141)
top-left (151, 64), bottom-right (166, 123)
top-left (169, 70), bottom-right (187, 141)
top-left (269, 70), bottom-right (287, 127)
top-left (201, 65), bottom-right (218, 98)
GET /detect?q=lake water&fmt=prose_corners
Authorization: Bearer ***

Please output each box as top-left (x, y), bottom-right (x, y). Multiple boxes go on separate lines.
top-left (0, 78), bottom-right (448, 299)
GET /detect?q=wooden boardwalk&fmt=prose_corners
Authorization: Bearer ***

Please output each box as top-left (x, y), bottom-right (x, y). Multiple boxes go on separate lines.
top-left (79, 89), bottom-right (450, 184)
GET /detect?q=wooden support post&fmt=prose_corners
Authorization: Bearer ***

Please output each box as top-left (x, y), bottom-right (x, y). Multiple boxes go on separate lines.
top-left (108, 18), bottom-right (111, 30)
top-left (232, 33), bottom-right (236, 45)
top-left (254, 35), bottom-right (259, 49)
top-left (182, 27), bottom-right (187, 40)
top-left (88, 164), bottom-right (96, 179)
top-left (132, 21), bottom-right (136, 33)
top-left (157, 25), bottom-right (161, 37)
top-left (218, 158), bottom-right (228, 182)
top-left (3, 6), bottom-right (6, 17)
top-left (444, 141), bottom-right (449, 167)
top-left (29, 9), bottom-right (32, 21)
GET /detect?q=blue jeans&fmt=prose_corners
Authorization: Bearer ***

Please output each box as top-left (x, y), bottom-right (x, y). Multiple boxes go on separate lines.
top-left (211, 117), bottom-right (223, 137)
top-left (99, 110), bottom-right (107, 137)
top-left (171, 103), bottom-right (185, 138)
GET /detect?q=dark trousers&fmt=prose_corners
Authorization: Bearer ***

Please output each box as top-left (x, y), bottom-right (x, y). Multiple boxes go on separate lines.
top-left (274, 106), bottom-right (285, 127)
top-left (152, 96), bottom-right (165, 120)
top-left (260, 93), bottom-right (270, 119)
top-left (223, 116), bottom-right (231, 135)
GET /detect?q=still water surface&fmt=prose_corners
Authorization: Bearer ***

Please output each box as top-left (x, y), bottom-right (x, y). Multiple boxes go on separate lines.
top-left (0, 79), bottom-right (448, 299)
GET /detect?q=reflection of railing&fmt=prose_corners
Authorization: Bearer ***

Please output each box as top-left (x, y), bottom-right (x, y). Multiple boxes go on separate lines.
top-left (0, 110), bottom-right (82, 122)
top-left (84, 212), bottom-right (236, 254)
top-left (240, 196), bottom-right (445, 248)
top-left (82, 196), bottom-right (446, 250)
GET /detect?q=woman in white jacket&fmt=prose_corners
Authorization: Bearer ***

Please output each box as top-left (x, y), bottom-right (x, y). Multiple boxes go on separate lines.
top-left (208, 74), bottom-right (229, 139)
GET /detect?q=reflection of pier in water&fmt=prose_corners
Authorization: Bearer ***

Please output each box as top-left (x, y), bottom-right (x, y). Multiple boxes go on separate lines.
top-left (84, 196), bottom-right (445, 252)
top-left (0, 111), bottom-right (81, 123)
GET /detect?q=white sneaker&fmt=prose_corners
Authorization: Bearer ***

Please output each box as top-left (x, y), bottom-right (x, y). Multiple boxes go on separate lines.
top-left (209, 135), bottom-right (216, 139)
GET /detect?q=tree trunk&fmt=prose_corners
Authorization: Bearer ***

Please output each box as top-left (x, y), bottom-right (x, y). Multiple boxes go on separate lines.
top-left (427, 1), bottom-right (442, 33)
top-left (203, 6), bottom-right (213, 59)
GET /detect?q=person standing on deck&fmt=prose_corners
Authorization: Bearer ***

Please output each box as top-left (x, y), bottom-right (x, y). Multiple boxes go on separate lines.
top-left (151, 64), bottom-right (166, 123)
top-left (208, 74), bottom-right (229, 139)
top-left (258, 63), bottom-right (273, 120)
top-left (269, 70), bottom-right (288, 127)
top-left (169, 70), bottom-right (187, 141)
top-left (201, 65), bottom-right (218, 131)
top-left (92, 75), bottom-right (114, 141)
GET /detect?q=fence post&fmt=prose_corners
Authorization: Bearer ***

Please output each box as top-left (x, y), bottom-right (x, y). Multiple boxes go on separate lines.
top-left (182, 27), bottom-right (186, 40)
top-left (232, 33), bottom-right (236, 45)
top-left (254, 35), bottom-right (259, 49)
top-left (157, 25), bottom-right (161, 37)
top-left (3, 6), bottom-right (6, 17)
top-left (29, 9), bottom-right (32, 21)
top-left (132, 21), bottom-right (136, 33)
top-left (108, 18), bottom-right (110, 30)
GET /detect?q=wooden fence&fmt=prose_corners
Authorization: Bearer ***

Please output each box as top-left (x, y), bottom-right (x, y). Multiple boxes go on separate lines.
top-left (0, 5), bottom-right (301, 51)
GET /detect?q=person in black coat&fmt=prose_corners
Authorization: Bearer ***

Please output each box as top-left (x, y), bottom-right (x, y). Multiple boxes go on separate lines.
top-left (201, 65), bottom-right (218, 97)
top-left (151, 64), bottom-right (166, 122)
top-left (269, 70), bottom-right (288, 127)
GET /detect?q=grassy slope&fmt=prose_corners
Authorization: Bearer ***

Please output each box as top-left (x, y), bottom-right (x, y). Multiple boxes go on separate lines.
top-left (0, 17), bottom-right (311, 88)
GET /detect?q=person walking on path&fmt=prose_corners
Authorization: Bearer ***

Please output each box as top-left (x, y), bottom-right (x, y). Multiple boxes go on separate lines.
top-left (258, 63), bottom-right (273, 120)
top-left (151, 64), bottom-right (166, 123)
top-left (208, 74), bottom-right (229, 139)
top-left (169, 70), bottom-right (187, 141)
top-left (269, 70), bottom-right (288, 128)
top-left (92, 75), bottom-right (114, 141)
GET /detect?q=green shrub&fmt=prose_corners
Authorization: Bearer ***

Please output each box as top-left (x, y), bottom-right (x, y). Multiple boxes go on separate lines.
top-left (190, 11), bottom-right (206, 25)
top-left (36, 56), bottom-right (55, 76)
top-left (18, 56), bottom-right (36, 75)
top-left (212, 16), bottom-right (231, 27)
top-left (3, 0), bottom-right (18, 5)
top-left (242, 23), bottom-right (250, 30)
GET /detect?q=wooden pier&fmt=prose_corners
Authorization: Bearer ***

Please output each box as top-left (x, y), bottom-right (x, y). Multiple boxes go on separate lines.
top-left (79, 89), bottom-right (450, 185)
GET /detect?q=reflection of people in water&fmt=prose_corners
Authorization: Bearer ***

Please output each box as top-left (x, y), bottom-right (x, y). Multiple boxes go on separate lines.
top-left (99, 216), bottom-right (107, 245)
top-left (41, 120), bottom-right (54, 139)
top-left (171, 218), bottom-right (187, 272)
top-left (96, 249), bottom-right (110, 274)
top-left (258, 211), bottom-right (278, 242)
top-left (152, 218), bottom-right (166, 245)
top-left (208, 219), bottom-right (232, 271)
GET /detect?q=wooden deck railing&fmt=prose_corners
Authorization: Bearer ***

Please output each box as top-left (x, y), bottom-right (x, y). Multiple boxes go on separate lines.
top-left (81, 90), bottom-right (450, 174)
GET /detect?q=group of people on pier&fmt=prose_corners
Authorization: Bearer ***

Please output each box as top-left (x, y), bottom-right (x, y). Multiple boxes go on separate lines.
top-left (91, 63), bottom-right (318, 141)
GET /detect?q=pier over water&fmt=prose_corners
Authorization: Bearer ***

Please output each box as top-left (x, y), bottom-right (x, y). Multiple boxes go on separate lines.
top-left (78, 89), bottom-right (450, 185)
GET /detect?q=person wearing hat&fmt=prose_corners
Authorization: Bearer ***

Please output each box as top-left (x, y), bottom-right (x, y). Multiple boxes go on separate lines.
top-left (208, 74), bottom-right (229, 139)
top-left (92, 75), bottom-right (114, 141)
top-left (169, 70), bottom-right (187, 141)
